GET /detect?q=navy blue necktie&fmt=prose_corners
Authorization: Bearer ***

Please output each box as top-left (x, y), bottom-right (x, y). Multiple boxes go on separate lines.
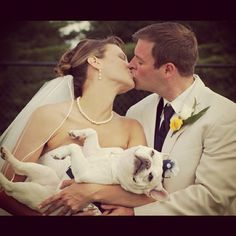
top-left (154, 98), bottom-right (175, 151)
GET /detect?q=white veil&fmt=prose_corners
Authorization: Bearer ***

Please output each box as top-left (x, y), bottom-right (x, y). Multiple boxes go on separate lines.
top-left (0, 75), bottom-right (75, 176)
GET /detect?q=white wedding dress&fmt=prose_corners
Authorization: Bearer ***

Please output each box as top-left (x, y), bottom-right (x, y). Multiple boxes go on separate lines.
top-left (0, 75), bottom-right (74, 176)
top-left (0, 75), bottom-right (75, 215)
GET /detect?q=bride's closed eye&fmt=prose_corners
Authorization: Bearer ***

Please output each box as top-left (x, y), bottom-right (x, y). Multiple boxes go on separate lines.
top-left (119, 53), bottom-right (127, 62)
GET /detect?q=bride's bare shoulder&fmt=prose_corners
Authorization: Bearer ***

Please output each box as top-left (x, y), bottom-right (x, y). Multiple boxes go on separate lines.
top-left (115, 113), bottom-right (147, 146)
top-left (31, 100), bottom-right (74, 120)
top-left (116, 113), bottom-right (143, 129)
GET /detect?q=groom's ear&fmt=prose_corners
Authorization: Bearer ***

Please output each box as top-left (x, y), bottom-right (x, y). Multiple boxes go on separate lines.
top-left (87, 56), bottom-right (101, 69)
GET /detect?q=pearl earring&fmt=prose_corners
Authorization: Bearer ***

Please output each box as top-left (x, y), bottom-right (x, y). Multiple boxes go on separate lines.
top-left (98, 68), bottom-right (102, 80)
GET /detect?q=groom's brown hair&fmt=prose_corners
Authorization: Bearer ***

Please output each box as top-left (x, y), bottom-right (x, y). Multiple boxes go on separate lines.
top-left (133, 22), bottom-right (198, 76)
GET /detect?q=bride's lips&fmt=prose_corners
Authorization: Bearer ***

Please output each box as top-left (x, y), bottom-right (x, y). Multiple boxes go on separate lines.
top-left (129, 70), bottom-right (135, 80)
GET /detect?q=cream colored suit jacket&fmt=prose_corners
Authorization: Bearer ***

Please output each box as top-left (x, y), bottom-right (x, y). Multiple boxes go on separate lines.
top-left (126, 75), bottom-right (236, 215)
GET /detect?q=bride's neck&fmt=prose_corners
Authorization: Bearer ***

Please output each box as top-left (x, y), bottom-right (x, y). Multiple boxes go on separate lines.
top-left (78, 88), bottom-right (116, 120)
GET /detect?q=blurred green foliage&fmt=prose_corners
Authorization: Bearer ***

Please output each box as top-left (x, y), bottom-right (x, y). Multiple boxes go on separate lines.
top-left (0, 21), bottom-right (236, 134)
top-left (0, 21), bottom-right (70, 133)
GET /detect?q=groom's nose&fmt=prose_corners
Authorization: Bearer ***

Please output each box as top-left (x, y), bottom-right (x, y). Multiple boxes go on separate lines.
top-left (128, 57), bottom-right (136, 70)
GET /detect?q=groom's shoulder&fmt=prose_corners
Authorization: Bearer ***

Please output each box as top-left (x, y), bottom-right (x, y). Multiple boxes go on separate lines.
top-left (127, 93), bottom-right (158, 113)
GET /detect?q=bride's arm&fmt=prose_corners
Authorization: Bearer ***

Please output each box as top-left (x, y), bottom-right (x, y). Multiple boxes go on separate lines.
top-left (92, 119), bottom-right (153, 206)
top-left (93, 185), bottom-right (154, 207)
top-left (126, 118), bottom-right (147, 148)
top-left (1, 107), bottom-right (58, 215)
top-left (39, 182), bottom-right (154, 215)
top-left (81, 119), bottom-right (154, 207)
top-left (39, 119), bottom-right (155, 215)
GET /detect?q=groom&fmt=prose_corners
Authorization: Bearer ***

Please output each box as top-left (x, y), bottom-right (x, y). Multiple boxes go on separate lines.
top-left (102, 22), bottom-right (236, 215)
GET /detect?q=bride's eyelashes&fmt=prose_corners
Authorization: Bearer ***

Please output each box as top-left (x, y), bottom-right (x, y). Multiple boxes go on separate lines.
top-left (119, 54), bottom-right (127, 62)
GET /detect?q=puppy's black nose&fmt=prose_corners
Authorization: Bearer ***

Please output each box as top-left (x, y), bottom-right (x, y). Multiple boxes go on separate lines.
top-left (148, 172), bottom-right (153, 182)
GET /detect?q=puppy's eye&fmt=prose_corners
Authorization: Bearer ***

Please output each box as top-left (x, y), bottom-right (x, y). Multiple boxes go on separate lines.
top-left (150, 150), bottom-right (155, 157)
top-left (148, 172), bottom-right (153, 182)
top-left (133, 177), bottom-right (136, 182)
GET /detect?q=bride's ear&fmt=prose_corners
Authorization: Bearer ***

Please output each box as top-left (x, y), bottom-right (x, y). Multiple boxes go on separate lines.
top-left (87, 56), bottom-right (101, 70)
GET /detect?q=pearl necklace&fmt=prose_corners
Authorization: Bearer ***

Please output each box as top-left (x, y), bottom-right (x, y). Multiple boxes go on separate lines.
top-left (76, 97), bottom-right (114, 125)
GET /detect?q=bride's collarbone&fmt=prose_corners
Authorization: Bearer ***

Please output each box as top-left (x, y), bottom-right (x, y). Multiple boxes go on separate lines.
top-left (46, 119), bottom-right (129, 150)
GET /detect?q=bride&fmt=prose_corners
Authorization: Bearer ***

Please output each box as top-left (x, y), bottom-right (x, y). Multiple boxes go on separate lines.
top-left (0, 36), bottom-right (154, 215)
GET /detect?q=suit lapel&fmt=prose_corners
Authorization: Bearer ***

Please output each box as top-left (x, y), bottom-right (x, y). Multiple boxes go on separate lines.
top-left (162, 122), bottom-right (188, 154)
top-left (144, 95), bottom-right (160, 147)
top-left (162, 75), bottom-right (207, 154)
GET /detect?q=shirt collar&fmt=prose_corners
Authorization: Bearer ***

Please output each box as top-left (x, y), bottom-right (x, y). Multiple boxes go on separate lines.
top-left (163, 75), bottom-right (197, 114)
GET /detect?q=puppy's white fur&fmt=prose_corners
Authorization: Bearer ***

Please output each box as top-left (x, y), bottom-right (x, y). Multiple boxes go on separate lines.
top-left (0, 128), bottom-right (178, 214)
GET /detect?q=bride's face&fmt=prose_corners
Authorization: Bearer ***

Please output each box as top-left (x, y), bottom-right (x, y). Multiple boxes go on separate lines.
top-left (101, 44), bottom-right (135, 94)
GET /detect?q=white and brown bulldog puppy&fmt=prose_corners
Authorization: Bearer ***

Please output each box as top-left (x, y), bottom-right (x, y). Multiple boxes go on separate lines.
top-left (0, 128), bottom-right (179, 214)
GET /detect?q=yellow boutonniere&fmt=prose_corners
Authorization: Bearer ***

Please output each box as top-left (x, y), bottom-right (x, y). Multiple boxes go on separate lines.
top-left (170, 116), bottom-right (183, 132)
top-left (170, 98), bottom-right (210, 136)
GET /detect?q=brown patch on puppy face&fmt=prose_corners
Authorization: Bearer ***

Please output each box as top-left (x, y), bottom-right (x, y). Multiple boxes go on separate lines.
top-left (133, 155), bottom-right (151, 176)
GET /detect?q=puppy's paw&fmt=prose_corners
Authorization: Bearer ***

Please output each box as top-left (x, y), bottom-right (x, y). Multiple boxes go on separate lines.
top-left (68, 130), bottom-right (86, 141)
top-left (50, 151), bottom-right (67, 160)
top-left (52, 155), bottom-right (66, 160)
top-left (0, 146), bottom-right (9, 160)
top-left (68, 130), bottom-right (78, 139)
top-left (49, 146), bottom-right (71, 160)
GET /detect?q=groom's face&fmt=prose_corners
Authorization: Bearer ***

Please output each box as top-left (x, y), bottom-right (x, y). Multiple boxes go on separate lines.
top-left (128, 39), bottom-right (163, 93)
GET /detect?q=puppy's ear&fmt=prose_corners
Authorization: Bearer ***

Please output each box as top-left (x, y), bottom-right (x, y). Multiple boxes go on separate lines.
top-left (146, 184), bottom-right (169, 201)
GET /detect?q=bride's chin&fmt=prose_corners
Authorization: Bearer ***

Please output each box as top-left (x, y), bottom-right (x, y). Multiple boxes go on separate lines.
top-left (128, 80), bottom-right (136, 89)
top-left (117, 83), bottom-right (134, 94)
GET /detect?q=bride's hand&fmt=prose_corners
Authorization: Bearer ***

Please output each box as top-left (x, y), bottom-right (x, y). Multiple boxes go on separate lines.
top-left (60, 179), bottom-right (76, 189)
top-left (38, 183), bottom-right (102, 215)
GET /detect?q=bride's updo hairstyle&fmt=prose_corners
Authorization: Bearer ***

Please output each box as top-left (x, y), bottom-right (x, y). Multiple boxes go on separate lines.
top-left (55, 36), bottom-right (124, 97)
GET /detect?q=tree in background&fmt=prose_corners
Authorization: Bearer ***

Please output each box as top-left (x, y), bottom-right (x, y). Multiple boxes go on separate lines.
top-left (0, 21), bottom-right (73, 133)
top-left (80, 21), bottom-right (236, 108)
top-left (80, 21), bottom-right (236, 60)
top-left (0, 21), bottom-right (235, 133)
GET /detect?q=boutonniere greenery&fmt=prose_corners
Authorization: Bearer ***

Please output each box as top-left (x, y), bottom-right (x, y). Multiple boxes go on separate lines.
top-left (170, 98), bottom-right (210, 136)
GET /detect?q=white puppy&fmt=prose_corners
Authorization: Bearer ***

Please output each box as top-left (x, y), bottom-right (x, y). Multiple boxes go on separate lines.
top-left (0, 128), bottom-right (179, 214)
